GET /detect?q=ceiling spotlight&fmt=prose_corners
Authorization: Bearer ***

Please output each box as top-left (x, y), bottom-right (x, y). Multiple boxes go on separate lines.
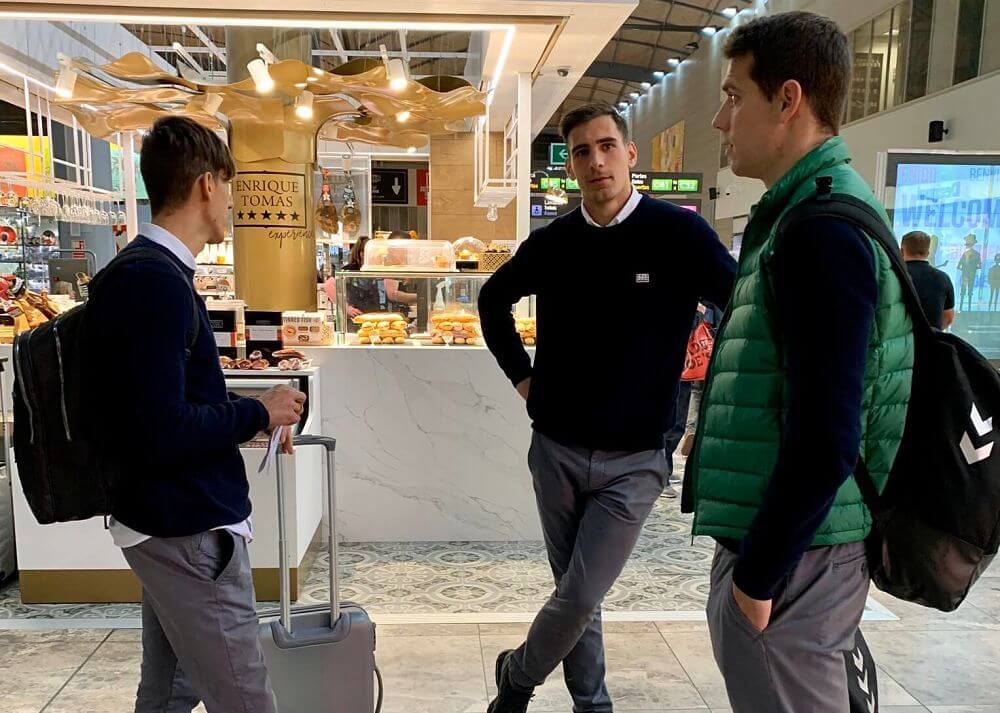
top-left (312, 67), bottom-right (324, 76)
top-left (407, 146), bottom-right (417, 154)
top-left (387, 57), bottom-right (408, 91)
top-left (396, 110), bottom-right (412, 123)
top-left (486, 204), bottom-right (499, 222)
top-left (653, 71), bottom-right (665, 79)
top-left (54, 68), bottom-right (77, 98)
top-left (294, 82), bottom-right (307, 89)
top-left (640, 82), bottom-right (652, 90)
top-left (701, 26), bottom-right (718, 36)
top-left (294, 90), bottom-right (314, 120)
top-left (722, 6), bottom-right (738, 18)
top-left (247, 58), bottom-right (274, 94)
top-left (629, 91), bottom-right (640, 99)
top-left (618, 101), bottom-right (628, 109)
top-left (667, 57), bottom-right (681, 67)
top-left (256, 43), bottom-right (278, 64)
top-left (306, 76), bottom-right (319, 83)
top-left (203, 93), bottom-right (223, 115)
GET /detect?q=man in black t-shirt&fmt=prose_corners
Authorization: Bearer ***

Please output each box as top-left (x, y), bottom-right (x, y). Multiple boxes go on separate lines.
top-left (902, 231), bottom-right (955, 330)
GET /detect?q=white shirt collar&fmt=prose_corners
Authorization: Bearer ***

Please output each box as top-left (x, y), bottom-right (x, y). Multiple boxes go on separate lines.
top-left (581, 188), bottom-right (642, 228)
top-left (139, 222), bottom-right (197, 271)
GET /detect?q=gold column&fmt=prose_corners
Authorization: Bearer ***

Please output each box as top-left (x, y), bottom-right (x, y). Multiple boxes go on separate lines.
top-left (227, 29), bottom-right (317, 311)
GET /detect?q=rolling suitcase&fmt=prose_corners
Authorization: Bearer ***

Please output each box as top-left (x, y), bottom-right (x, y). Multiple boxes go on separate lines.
top-left (258, 434), bottom-right (383, 712)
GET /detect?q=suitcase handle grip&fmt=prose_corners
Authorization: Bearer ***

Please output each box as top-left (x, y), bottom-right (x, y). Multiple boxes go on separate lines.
top-left (275, 433), bottom-right (340, 635)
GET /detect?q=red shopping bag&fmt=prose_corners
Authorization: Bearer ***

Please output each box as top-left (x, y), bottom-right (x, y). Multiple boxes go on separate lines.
top-left (681, 320), bottom-right (714, 382)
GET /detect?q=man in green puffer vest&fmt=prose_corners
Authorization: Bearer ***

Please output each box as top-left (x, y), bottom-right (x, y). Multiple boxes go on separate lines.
top-left (681, 12), bottom-right (914, 712)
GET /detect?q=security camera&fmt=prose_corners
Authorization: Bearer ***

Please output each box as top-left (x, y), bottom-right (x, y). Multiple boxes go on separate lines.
top-left (557, 67), bottom-right (571, 78)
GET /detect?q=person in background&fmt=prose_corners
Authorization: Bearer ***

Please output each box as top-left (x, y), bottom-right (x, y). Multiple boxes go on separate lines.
top-left (384, 229), bottom-right (418, 313)
top-left (479, 101), bottom-right (736, 713)
top-left (678, 302), bottom-right (723, 458)
top-left (990, 254), bottom-right (1000, 312)
top-left (901, 230), bottom-right (955, 330)
top-left (85, 116), bottom-right (306, 713)
top-left (687, 12), bottom-right (913, 711)
top-left (342, 235), bottom-right (384, 319)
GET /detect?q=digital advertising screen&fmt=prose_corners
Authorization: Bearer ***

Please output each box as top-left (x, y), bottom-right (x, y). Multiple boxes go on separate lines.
top-left (887, 153), bottom-right (1000, 357)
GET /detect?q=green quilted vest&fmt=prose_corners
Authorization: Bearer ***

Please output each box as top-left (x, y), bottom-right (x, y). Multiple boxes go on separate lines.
top-left (685, 138), bottom-right (914, 545)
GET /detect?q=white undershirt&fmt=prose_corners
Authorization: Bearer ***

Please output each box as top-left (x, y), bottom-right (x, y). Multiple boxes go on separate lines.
top-left (580, 188), bottom-right (642, 228)
top-left (109, 224), bottom-right (252, 549)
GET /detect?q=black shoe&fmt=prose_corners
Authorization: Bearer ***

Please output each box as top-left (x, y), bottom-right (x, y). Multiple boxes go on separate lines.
top-left (487, 650), bottom-right (534, 713)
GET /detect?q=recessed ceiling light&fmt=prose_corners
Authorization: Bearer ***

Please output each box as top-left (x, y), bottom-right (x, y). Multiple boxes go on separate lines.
top-left (701, 26), bottom-right (718, 36)
top-left (667, 57), bottom-right (681, 67)
top-left (640, 82), bottom-right (651, 90)
top-left (653, 71), bottom-right (665, 79)
top-left (629, 91), bottom-right (640, 99)
top-left (294, 82), bottom-right (307, 89)
top-left (306, 76), bottom-right (318, 83)
top-left (722, 7), bottom-right (738, 18)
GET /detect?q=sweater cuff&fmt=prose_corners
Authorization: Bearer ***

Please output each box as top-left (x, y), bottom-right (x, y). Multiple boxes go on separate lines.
top-left (507, 365), bottom-right (533, 389)
top-left (731, 555), bottom-right (781, 601)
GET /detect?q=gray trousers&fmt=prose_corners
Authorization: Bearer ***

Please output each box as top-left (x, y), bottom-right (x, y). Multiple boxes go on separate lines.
top-left (509, 431), bottom-right (667, 712)
top-left (707, 541), bottom-right (871, 713)
top-left (123, 530), bottom-right (277, 713)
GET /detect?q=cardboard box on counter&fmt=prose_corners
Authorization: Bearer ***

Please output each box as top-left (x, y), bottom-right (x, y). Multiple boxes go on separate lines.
top-left (245, 310), bottom-right (284, 363)
top-left (207, 300), bottom-right (246, 359)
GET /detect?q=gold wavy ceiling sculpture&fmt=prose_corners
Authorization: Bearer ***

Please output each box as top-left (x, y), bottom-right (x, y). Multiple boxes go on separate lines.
top-left (53, 52), bottom-right (486, 163)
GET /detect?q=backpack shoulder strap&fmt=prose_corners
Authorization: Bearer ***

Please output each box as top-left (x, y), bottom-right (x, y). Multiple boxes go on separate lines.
top-left (94, 246), bottom-right (200, 358)
top-left (775, 178), bottom-right (935, 341)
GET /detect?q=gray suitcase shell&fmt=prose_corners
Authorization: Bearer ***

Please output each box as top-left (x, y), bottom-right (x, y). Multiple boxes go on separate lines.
top-left (258, 434), bottom-right (381, 712)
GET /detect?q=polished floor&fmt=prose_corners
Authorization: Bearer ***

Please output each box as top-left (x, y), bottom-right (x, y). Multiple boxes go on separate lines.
top-left (2, 475), bottom-right (1000, 710)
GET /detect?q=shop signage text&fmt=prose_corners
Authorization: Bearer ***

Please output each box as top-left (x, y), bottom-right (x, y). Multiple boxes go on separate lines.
top-left (372, 168), bottom-right (409, 205)
top-left (233, 171), bottom-right (307, 231)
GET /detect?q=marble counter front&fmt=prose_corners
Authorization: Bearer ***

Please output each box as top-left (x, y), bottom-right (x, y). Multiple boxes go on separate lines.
top-left (303, 346), bottom-right (542, 542)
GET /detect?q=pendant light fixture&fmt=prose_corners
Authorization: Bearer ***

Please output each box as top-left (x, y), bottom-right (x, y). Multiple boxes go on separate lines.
top-left (294, 90), bottom-right (314, 120)
top-left (247, 58), bottom-right (274, 94)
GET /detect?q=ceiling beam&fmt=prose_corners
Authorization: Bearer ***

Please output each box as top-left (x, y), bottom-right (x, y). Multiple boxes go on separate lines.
top-left (187, 26), bottom-right (225, 66)
top-left (584, 61), bottom-right (656, 84)
top-left (620, 22), bottom-right (712, 32)
top-left (329, 29), bottom-right (349, 63)
top-left (639, 0), bottom-right (732, 19)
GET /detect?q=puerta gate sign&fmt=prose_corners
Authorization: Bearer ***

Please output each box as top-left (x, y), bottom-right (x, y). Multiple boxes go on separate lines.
top-left (372, 168), bottom-right (409, 205)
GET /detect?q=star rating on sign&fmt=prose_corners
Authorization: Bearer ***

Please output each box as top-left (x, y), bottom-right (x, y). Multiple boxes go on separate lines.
top-left (247, 210), bottom-right (257, 220)
top-left (261, 210), bottom-right (272, 221)
top-left (237, 211), bottom-right (245, 220)
top-left (276, 211), bottom-right (287, 221)
top-left (290, 212), bottom-right (300, 221)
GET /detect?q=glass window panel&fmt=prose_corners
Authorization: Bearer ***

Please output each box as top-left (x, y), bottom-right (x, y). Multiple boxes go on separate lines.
top-left (906, 0), bottom-right (934, 102)
top-left (888, 2), bottom-right (912, 110)
top-left (871, 8), bottom-right (895, 112)
top-left (980, 0), bottom-right (1000, 74)
top-left (849, 20), bottom-right (875, 121)
top-left (954, 0), bottom-right (986, 83)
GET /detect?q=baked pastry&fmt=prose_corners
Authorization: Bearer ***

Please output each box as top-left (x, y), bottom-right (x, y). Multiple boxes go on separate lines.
top-left (273, 348), bottom-right (306, 360)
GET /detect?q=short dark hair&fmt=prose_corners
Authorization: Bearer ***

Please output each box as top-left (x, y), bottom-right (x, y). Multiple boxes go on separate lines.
top-left (901, 231), bottom-right (932, 256)
top-left (140, 116), bottom-right (235, 216)
top-left (559, 102), bottom-right (630, 146)
top-left (724, 11), bottom-right (850, 133)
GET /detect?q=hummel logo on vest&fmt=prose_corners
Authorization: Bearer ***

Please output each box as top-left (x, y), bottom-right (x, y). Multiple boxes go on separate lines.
top-left (960, 403), bottom-right (993, 465)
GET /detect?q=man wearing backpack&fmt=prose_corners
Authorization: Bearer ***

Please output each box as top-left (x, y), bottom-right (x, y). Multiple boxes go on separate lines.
top-left (683, 12), bottom-right (914, 712)
top-left (84, 116), bottom-right (305, 712)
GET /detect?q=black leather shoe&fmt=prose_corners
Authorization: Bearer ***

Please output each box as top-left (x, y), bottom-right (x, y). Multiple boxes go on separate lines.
top-left (487, 650), bottom-right (534, 713)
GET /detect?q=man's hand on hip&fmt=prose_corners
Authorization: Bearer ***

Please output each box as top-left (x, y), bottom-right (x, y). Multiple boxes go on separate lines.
top-left (515, 377), bottom-right (531, 401)
top-left (260, 385), bottom-right (307, 431)
top-left (733, 582), bottom-right (772, 632)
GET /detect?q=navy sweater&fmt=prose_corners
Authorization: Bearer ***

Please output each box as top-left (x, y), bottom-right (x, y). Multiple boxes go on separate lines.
top-left (479, 196), bottom-right (736, 451)
top-left (730, 218), bottom-right (878, 600)
top-left (85, 237), bottom-right (269, 537)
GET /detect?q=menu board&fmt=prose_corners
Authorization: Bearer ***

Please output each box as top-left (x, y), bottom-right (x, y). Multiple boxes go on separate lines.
top-left (531, 171), bottom-right (701, 196)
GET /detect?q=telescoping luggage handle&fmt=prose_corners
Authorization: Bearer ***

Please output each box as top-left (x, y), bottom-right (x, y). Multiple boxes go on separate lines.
top-left (274, 434), bottom-right (338, 635)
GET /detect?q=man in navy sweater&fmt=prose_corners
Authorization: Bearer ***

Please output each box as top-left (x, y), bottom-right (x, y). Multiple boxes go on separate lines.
top-left (479, 103), bottom-right (736, 713)
top-left (86, 116), bottom-right (305, 713)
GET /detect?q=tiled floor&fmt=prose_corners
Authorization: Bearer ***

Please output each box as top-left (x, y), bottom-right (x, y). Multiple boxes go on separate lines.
top-left (2, 468), bottom-right (1000, 710)
top-left (5, 608), bottom-right (1000, 712)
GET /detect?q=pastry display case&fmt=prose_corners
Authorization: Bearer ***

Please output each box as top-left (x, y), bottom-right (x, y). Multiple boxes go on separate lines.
top-left (362, 239), bottom-right (455, 272)
top-left (334, 269), bottom-right (531, 344)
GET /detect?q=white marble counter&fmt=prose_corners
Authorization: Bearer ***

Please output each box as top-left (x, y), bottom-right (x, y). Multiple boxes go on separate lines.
top-left (303, 346), bottom-right (542, 542)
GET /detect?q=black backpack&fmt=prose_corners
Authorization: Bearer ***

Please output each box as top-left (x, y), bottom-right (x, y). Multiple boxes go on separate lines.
top-left (12, 246), bottom-right (199, 524)
top-left (776, 176), bottom-right (1000, 612)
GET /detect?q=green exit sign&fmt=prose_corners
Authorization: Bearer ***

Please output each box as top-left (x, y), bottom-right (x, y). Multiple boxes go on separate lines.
top-left (549, 143), bottom-right (569, 165)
